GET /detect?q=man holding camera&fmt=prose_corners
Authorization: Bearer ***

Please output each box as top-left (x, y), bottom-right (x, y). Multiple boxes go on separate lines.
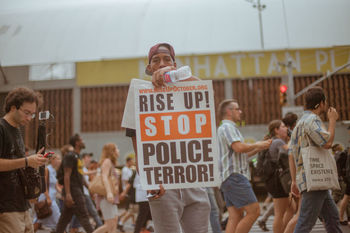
top-left (0, 87), bottom-right (47, 233)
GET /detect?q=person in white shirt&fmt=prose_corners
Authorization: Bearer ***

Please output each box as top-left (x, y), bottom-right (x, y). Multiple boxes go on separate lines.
top-left (118, 156), bottom-right (136, 232)
top-left (121, 43), bottom-right (210, 233)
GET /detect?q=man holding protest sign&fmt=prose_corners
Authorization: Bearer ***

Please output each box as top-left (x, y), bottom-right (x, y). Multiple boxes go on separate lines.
top-left (122, 43), bottom-right (215, 233)
top-left (217, 99), bottom-right (271, 233)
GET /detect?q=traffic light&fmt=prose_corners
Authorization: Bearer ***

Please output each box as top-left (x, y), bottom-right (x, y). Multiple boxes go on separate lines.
top-left (279, 84), bottom-right (287, 106)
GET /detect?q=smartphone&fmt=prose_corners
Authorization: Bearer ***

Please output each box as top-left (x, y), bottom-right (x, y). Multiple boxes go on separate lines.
top-left (44, 152), bottom-right (54, 158)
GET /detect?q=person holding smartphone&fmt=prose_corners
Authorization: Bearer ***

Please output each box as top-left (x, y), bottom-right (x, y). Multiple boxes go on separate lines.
top-left (0, 87), bottom-right (47, 233)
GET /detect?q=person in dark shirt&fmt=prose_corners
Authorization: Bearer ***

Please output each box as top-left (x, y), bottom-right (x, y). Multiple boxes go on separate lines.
top-left (0, 87), bottom-right (47, 233)
top-left (55, 145), bottom-right (93, 233)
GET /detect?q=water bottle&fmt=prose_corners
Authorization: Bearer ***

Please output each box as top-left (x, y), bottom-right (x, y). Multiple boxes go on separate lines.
top-left (163, 66), bottom-right (192, 83)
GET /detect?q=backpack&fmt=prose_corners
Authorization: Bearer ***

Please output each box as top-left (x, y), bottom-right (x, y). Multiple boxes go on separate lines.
top-left (57, 163), bottom-right (64, 185)
top-left (256, 149), bottom-right (277, 181)
top-left (335, 150), bottom-right (348, 179)
top-left (127, 170), bottom-right (137, 204)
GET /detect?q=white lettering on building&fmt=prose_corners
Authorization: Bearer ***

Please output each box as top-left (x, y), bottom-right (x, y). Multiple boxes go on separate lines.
top-left (330, 50), bottom-right (341, 70)
top-left (214, 56), bottom-right (229, 77)
top-left (268, 53), bottom-right (281, 74)
top-left (194, 56), bottom-right (210, 77)
top-left (249, 53), bottom-right (264, 75)
top-left (231, 54), bottom-right (246, 75)
top-left (316, 50), bottom-right (328, 72)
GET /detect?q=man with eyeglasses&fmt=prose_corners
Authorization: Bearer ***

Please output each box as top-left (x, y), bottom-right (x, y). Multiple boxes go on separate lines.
top-left (217, 99), bottom-right (271, 233)
top-left (0, 87), bottom-right (47, 233)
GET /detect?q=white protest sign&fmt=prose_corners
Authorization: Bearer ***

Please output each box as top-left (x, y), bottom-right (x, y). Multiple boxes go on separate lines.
top-left (134, 80), bottom-right (220, 190)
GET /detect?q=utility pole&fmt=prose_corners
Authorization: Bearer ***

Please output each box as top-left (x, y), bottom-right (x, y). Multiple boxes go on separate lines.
top-left (0, 62), bottom-right (8, 85)
top-left (286, 59), bottom-right (294, 106)
top-left (278, 59), bottom-right (295, 106)
top-left (246, 0), bottom-right (266, 49)
top-left (252, 0), bottom-right (266, 49)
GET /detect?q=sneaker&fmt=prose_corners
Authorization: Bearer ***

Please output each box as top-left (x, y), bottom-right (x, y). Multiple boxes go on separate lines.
top-left (340, 220), bottom-right (348, 226)
top-left (258, 220), bottom-right (269, 231)
top-left (117, 223), bottom-right (125, 232)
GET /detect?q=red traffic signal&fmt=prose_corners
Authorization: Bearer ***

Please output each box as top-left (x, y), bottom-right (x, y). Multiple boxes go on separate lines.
top-left (280, 84), bottom-right (288, 93)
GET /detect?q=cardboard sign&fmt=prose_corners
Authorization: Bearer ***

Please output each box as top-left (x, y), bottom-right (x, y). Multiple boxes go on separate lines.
top-left (134, 80), bottom-right (220, 190)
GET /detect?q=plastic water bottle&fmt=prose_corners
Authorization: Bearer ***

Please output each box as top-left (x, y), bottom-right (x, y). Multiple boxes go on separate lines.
top-left (163, 66), bottom-right (192, 83)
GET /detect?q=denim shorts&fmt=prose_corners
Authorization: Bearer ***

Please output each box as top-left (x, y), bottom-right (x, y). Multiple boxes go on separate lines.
top-left (220, 173), bottom-right (257, 209)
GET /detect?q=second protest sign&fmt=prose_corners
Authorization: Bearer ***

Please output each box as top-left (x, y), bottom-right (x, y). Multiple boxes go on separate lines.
top-left (134, 80), bottom-right (220, 190)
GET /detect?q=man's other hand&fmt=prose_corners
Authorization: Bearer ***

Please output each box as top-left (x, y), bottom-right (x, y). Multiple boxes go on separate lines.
top-left (147, 184), bottom-right (165, 199)
top-left (327, 107), bottom-right (338, 122)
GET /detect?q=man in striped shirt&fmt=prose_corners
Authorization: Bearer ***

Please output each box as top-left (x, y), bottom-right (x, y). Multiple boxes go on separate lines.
top-left (289, 86), bottom-right (341, 233)
top-left (217, 99), bottom-right (271, 233)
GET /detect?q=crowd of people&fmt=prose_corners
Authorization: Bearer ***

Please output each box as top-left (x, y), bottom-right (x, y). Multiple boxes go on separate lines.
top-left (0, 43), bottom-right (349, 233)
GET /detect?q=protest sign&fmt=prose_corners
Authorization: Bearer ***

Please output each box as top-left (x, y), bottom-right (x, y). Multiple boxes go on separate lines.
top-left (134, 80), bottom-right (220, 190)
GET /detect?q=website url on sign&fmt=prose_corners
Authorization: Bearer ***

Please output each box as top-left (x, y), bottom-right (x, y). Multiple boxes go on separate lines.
top-left (139, 85), bottom-right (208, 94)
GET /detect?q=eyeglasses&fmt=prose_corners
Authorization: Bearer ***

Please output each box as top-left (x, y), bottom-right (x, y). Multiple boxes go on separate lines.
top-left (19, 108), bottom-right (36, 119)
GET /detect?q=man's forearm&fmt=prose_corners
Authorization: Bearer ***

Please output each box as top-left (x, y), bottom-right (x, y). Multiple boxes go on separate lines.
top-left (232, 142), bottom-right (256, 154)
top-left (132, 136), bottom-right (138, 173)
top-left (324, 120), bottom-right (336, 149)
top-left (289, 154), bottom-right (297, 182)
top-left (64, 174), bottom-right (71, 196)
top-left (0, 158), bottom-right (26, 171)
top-left (247, 148), bottom-right (259, 157)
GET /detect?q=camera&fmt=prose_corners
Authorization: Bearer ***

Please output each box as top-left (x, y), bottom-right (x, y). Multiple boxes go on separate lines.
top-left (39, 111), bottom-right (50, 120)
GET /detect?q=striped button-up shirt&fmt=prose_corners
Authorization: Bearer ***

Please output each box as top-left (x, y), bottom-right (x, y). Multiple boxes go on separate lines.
top-left (218, 120), bottom-right (250, 182)
top-left (289, 111), bottom-right (330, 192)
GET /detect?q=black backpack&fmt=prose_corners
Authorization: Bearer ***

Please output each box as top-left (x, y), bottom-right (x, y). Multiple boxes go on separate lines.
top-left (57, 163), bottom-right (64, 185)
top-left (256, 149), bottom-right (277, 181)
top-left (335, 150), bottom-right (348, 179)
top-left (127, 170), bottom-right (137, 204)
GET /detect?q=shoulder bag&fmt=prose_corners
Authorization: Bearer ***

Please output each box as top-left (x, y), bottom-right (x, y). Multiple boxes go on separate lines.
top-left (89, 170), bottom-right (117, 196)
top-left (302, 136), bottom-right (340, 191)
top-left (34, 168), bottom-right (52, 219)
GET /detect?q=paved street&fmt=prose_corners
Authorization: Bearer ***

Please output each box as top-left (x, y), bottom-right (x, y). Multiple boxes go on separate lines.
top-left (250, 217), bottom-right (350, 233)
top-left (37, 210), bottom-right (350, 233)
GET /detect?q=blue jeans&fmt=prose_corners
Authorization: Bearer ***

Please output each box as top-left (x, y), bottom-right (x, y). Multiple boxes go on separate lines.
top-left (294, 190), bottom-right (342, 233)
top-left (206, 188), bottom-right (222, 233)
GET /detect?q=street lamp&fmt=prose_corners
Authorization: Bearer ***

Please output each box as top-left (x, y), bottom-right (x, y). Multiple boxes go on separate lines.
top-left (246, 0), bottom-right (266, 49)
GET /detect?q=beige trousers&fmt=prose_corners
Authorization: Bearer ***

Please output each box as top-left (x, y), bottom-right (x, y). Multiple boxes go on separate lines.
top-left (0, 210), bottom-right (34, 233)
